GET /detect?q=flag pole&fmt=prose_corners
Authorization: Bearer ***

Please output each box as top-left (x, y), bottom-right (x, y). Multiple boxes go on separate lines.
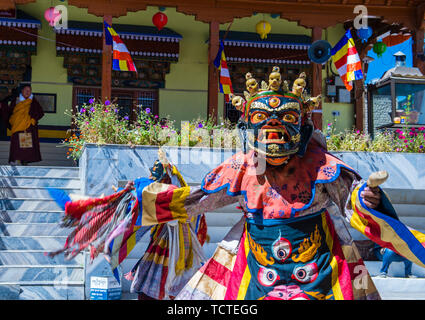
top-left (101, 15), bottom-right (112, 103)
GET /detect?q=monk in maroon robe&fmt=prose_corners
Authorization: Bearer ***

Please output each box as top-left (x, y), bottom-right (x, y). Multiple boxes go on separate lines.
top-left (0, 85), bottom-right (44, 165)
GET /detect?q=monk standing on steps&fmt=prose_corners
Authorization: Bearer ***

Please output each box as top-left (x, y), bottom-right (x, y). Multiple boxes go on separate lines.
top-left (0, 84), bottom-right (44, 166)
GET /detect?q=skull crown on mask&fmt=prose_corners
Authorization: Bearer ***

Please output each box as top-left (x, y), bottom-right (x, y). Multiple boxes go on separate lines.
top-left (231, 66), bottom-right (321, 167)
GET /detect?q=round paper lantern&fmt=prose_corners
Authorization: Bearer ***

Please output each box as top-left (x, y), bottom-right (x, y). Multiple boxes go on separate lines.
top-left (373, 41), bottom-right (387, 58)
top-left (44, 7), bottom-right (61, 27)
top-left (357, 26), bottom-right (373, 43)
top-left (256, 20), bottom-right (271, 40)
top-left (152, 12), bottom-right (168, 31)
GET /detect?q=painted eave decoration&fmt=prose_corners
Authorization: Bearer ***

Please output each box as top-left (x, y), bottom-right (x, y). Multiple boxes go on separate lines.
top-left (217, 31), bottom-right (311, 65)
top-left (55, 21), bottom-right (182, 61)
top-left (0, 10), bottom-right (40, 51)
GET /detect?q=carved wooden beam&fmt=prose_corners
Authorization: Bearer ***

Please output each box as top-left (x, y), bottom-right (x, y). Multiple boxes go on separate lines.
top-left (0, 0), bottom-right (419, 29)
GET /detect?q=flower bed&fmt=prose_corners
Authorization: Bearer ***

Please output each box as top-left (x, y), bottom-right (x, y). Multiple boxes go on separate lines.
top-left (63, 100), bottom-right (236, 160)
top-left (324, 123), bottom-right (425, 153)
top-left (63, 102), bottom-right (425, 160)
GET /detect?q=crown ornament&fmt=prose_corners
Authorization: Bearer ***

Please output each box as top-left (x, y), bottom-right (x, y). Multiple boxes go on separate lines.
top-left (231, 66), bottom-right (321, 118)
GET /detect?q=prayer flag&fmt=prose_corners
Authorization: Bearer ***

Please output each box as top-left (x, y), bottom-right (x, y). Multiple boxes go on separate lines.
top-left (214, 40), bottom-right (234, 102)
top-left (103, 22), bottom-right (137, 73)
top-left (331, 30), bottom-right (363, 91)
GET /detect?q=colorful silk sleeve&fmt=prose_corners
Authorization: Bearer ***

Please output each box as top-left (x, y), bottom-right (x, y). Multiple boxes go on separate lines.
top-left (140, 182), bottom-right (239, 227)
top-left (349, 182), bottom-right (425, 268)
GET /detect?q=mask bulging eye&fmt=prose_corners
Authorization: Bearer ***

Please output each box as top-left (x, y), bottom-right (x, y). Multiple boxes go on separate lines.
top-left (292, 263), bottom-right (318, 283)
top-left (272, 237), bottom-right (292, 263)
top-left (257, 266), bottom-right (280, 287)
top-left (251, 112), bottom-right (268, 124)
top-left (282, 113), bottom-right (297, 123)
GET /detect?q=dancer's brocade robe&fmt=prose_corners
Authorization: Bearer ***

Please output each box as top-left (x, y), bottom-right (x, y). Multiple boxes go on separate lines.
top-left (135, 142), bottom-right (425, 300)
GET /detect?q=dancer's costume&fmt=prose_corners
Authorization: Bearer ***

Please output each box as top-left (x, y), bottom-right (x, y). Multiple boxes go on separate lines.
top-left (49, 68), bottom-right (425, 300)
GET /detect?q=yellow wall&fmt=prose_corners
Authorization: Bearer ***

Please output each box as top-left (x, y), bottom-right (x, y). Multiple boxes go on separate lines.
top-left (17, 0), bottom-right (74, 129)
top-left (17, 1), bottom-right (351, 132)
top-left (322, 102), bottom-right (355, 133)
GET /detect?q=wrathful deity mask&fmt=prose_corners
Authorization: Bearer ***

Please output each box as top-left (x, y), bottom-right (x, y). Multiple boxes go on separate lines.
top-left (244, 94), bottom-right (303, 166)
top-left (233, 67), bottom-right (321, 167)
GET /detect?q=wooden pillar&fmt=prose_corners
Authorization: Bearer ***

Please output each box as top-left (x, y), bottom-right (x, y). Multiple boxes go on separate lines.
top-left (207, 20), bottom-right (220, 123)
top-left (311, 26), bottom-right (323, 131)
top-left (354, 77), bottom-right (365, 132)
top-left (413, 29), bottom-right (425, 75)
top-left (354, 49), bottom-right (367, 132)
top-left (101, 15), bottom-right (112, 103)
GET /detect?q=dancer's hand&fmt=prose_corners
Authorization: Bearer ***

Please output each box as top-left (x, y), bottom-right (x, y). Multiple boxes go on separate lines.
top-left (361, 186), bottom-right (381, 209)
top-left (125, 180), bottom-right (135, 190)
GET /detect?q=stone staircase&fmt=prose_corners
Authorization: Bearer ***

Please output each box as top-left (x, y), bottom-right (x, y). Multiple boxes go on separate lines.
top-left (0, 165), bottom-right (85, 300)
top-left (0, 141), bottom-right (76, 167)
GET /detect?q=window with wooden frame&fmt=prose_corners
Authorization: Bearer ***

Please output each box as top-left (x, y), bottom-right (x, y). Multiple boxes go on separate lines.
top-left (72, 86), bottom-right (159, 127)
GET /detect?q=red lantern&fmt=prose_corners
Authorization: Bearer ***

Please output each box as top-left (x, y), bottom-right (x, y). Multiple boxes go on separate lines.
top-left (152, 12), bottom-right (167, 31)
top-left (44, 7), bottom-right (61, 27)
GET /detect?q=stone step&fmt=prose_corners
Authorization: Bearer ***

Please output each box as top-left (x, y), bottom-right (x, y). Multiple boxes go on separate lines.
top-left (0, 176), bottom-right (81, 188)
top-left (372, 277), bottom-right (425, 300)
top-left (0, 210), bottom-right (65, 223)
top-left (0, 186), bottom-right (80, 199)
top-left (0, 284), bottom-right (21, 299)
top-left (0, 166), bottom-right (79, 178)
top-left (121, 292), bottom-right (138, 300)
top-left (0, 199), bottom-right (63, 211)
top-left (365, 260), bottom-right (425, 278)
top-left (0, 236), bottom-right (67, 251)
top-left (383, 188), bottom-right (425, 205)
top-left (0, 223), bottom-right (71, 237)
top-left (204, 210), bottom-right (243, 226)
top-left (392, 204), bottom-right (425, 218)
top-left (0, 250), bottom-right (84, 266)
top-left (0, 142), bottom-right (76, 168)
top-left (399, 216), bottom-right (425, 233)
top-left (0, 283), bottom-right (85, 300)
top-left (0, 265), bottom-right (84, 282)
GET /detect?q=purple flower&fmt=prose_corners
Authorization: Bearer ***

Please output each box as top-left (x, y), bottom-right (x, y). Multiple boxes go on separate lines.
top-left (420, 145), bottom-right (424, 149)
top-left (145, 108), bottom-right (151, 114)
top-left (114, 109), bottom-right (119, 113)
top-left (80, 108), bottom-right (86, 113)
top-left (197, 123), bottom-right (203, 128)
top-left (88, 98), bottom-right (94, 104)
top-left (124, 116), bottom-right (129, 120)
top-left (105, 100), bottom-right (111, 106)
top-left (90, 107), bottom-right (95, 113)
